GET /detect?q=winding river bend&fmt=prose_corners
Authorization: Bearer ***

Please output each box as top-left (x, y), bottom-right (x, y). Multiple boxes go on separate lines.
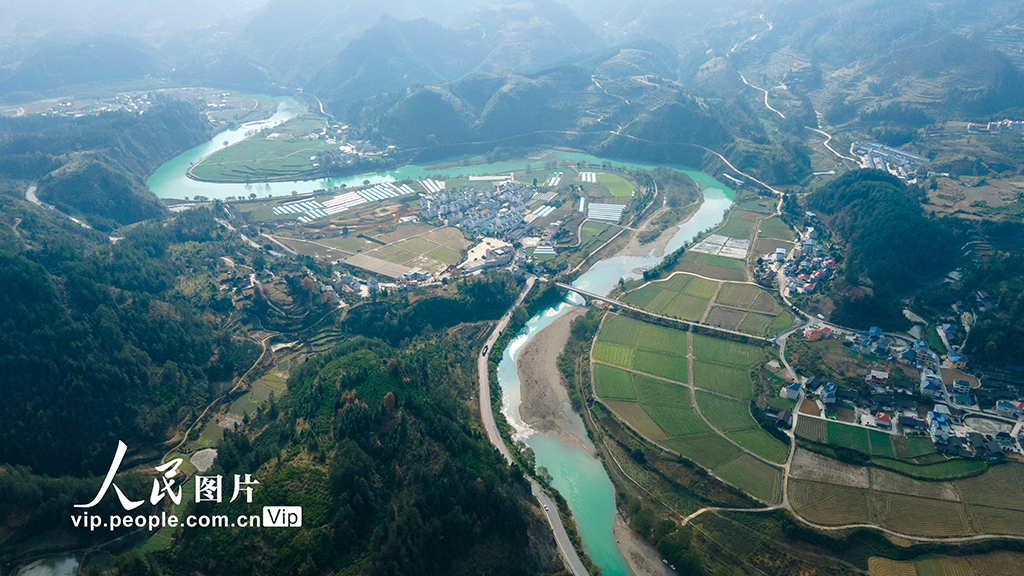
top-left (146, 117), bottom-right (734, 575)
top-left (498, 175), bottom-right (733, 576)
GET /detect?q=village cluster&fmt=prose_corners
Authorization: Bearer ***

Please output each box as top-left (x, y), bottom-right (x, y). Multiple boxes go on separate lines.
top-left (782, 320), bottom-right (1024, 462)
top-left (418, 180), bottom-right (534, 240)
top-left (777, 221), bottom-right (836, 296)
top-left (852, 141), bottom-right (929, 182)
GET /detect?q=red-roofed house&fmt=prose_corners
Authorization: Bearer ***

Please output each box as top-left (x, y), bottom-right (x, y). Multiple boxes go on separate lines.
top-left (876, 412), bottom-right (891, 428)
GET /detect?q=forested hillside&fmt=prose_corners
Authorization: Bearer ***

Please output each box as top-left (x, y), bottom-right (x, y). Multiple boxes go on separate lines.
top-left (807, 170), bottom-right (962, 329)
top-left (0, 201), bottom-right (256, 477)
top-left (164, 334), bottom-right (560, 576)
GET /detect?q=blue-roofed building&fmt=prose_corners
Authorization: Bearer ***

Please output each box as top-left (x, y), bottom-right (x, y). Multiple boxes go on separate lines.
top-left (928, 411), bottom-right (951, 441)
top-left (920, 369), bottom-right (944, 396)
top-left (821, 382), bottom-right (837, 405)
top-left (950, 355), bottom-right (967, 369)
top-left (900, 348), bottom-right (917, 362)
top-left (869, 326), bottom-right (884, 336)
top-left (953, 394), bottom-right (973, 406)
top-left (781, 381), bottom-right (802, 400)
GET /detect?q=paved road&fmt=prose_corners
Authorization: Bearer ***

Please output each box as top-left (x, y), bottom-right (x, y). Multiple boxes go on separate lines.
top-left (25, 182), bottom-right (92, 229)
top-left (477, 276), bottom-right (588, 576)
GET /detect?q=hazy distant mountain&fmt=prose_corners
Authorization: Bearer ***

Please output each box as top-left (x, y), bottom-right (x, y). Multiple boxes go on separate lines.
top-left (307, 17), bottom-right (488, 113)
top-left (0, 0), bottom-right (268, 40)
top-left (0, 36), bottom-right (167, 96)
top-left (236, 0), bottom-right (467, 82)
top-left (307, 4), bottom-right (603, 114)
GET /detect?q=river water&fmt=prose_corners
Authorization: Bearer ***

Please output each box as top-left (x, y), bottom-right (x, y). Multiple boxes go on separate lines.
top-left (498, 177), bottom-right (733, 576)
top-left (144, 111), bottom-right (734, 575)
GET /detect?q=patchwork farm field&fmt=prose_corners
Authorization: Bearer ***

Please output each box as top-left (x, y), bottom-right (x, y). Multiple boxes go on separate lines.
top-left (788, 455), bottom-right (1024, 537)
top-left (670, 251), bottom-right (747, 281)
top-left (697, 391), bottom-right (788, 463)
top-left (795, 418), bottom-right (986, 478)
top-left (702, 281), bottom-right (789, 336)
top-left (191, 114), bottom-right (334, 182)
top-left (594, 314), bottom-right (784, 501)
top-left (622, 273), bottom-right (717, 322)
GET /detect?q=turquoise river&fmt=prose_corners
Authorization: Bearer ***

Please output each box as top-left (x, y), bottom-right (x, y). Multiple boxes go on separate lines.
top-left (144, 108), bottom-right (735, 576)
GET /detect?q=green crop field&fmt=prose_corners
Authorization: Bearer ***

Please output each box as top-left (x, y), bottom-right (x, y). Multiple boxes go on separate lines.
top-left (737, 312), bottom-right (775, 336)
top-left (662, 434), bottom-right (743, 470)
top-left (868, 430), bottom-right (896, 458)
top-left (597, 314), bottom-right (642, 346)
top-left (632, 374), bottom-right (689, 406)
top-left (662, 294), bottom-right (712, 321)
top-left (826, 421), bottom-right (872, 453)
top-left (692, 334), bottom-right (764, 367)
top-left (644, 405), bottom-right (709, 437)
top-left (693, 360), bottom-right (754, 399)
top-left (634, 322), bottom-right (689, 355)
top-left (604, 400), bottom-right (668, 440)
top-left (729, 429), bottom-right (789, 463)
top-left (795, 417), bottom-right (827, 443)
top-left (633, 350), bottom-right (689, 382)
top-left (714, 454), bottom-right (782, 503)
top-left (671, 252), bottom-right (748, 282)
top-left (597, 173), bottom-right (635, 196)
top-left (594, 364), bottom-right (636, 400)
top-left (592, 342), bottom-right (634, 367)
top-left (715, 283), bottom-right (773, 311)
top-left (758, 216), bottom-right (795, 240)
top-left (623, 274), bottom-right (716, 321)
top-left (696, 392), bottom-right (788, 463)
top-left (715, 210), bottom-right (759, 239)
top-left (697, 392), bottom-right (754, 431)
top-left (660, 274), bottom-right (718, 298)
top-left (595, 315), bottom-right (689, 380)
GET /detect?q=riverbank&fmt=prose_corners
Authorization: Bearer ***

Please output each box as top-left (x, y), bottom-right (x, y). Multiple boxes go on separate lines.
top-left (518, 307), bottom-right (587, 438)
top-left (616, 198), bottom-right (703, 259)
top-left (613, 514), bottom-right (671, 576)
